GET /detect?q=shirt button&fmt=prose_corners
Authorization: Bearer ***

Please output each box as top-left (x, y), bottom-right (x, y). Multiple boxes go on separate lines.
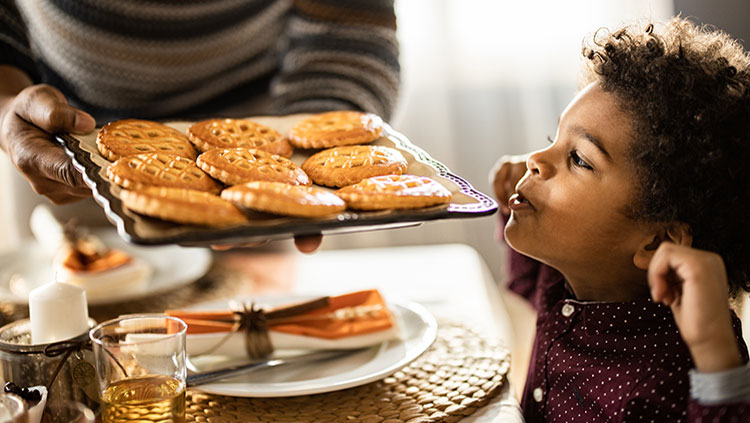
top-left (533, 387), bottom-right (543, 402)
top-left (562, 303), bottom-right (575, 317)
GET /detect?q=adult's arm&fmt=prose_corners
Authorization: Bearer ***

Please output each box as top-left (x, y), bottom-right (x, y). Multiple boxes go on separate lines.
top-left (0, 1), bottom-right (96, 204)
top-left (0, 0), bottom-right (39, 83)
top-left (271, 0), bottom-right (400, 120)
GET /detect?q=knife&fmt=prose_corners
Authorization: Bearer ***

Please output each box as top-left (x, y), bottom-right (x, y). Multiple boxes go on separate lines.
top-left (186, 349), bottom-right (359, 387)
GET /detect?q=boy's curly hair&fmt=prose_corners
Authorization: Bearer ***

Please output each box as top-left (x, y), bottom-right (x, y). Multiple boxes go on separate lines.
top-left (582, 17), bottom-right (750, 297)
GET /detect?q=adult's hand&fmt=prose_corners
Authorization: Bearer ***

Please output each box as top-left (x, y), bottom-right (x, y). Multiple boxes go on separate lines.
top-left (0, 66), bottom-right (95, 204)
top-left (293, 234), bottom-right (323, 253)
top-left (211, 234), bottom-right (323, 253)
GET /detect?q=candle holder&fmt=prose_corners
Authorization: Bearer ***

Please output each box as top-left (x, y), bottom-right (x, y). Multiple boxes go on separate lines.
top-left (0, 319), bottom-right (99, 416)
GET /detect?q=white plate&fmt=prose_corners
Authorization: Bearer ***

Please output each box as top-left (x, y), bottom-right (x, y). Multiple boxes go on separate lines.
top-left (0, 229), bottom-right (212, 305)
top-left (186, 295), bottom-right (438, 397)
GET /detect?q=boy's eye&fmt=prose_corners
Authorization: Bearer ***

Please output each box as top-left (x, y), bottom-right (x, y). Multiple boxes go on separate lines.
top-left (569, 151), bottom-right (593, 170)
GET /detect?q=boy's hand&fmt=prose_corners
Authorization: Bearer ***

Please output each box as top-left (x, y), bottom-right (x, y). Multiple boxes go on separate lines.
top-left (648, 243), bottom-right (742, 372)
top-left (489, 154), bottom-right (528, 215)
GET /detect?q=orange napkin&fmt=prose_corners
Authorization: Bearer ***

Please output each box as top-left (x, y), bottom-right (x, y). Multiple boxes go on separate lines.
top-left (166, 290), bottom-right (394, 340)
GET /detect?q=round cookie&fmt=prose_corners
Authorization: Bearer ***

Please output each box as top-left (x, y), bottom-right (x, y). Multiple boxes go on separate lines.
top-left (222, 181), bottom-right (346, 218)
top-left (188, 118), bottom-right (293, 157)
top-left (197, 148), bottom-right (310, 186)
top-left (301, 145), bottom-right (407, 188)
top-left (120, 187), bottom-right (246, 227)
top-left (97, 119), bottom-right (196, 161)
top-left (288, 111), bottom-right (383, 149)
top-left (106, 153), bottom-right (221, 194)
top-left (336, 174), bottom-right (452, 210)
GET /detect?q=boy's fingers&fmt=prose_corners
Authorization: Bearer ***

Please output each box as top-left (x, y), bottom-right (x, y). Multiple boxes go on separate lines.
top-left (649, 274), bottom-right (669, 303)
top-left (647, 243), bottom-right (676, 304)
top-left (647, 243), bottom-right (676, 281)
top-left (491, 163), bottom-right (508, 197)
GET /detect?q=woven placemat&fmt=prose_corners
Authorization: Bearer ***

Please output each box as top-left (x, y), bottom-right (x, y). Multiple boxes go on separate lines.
top-left (186, 322), bottom-right (510, 423)
top-left (0, 261), bottom-right (249, 324)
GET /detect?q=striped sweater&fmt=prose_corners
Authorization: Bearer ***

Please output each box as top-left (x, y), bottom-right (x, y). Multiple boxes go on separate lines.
top-left (0, 0), bottom-right (400, 122)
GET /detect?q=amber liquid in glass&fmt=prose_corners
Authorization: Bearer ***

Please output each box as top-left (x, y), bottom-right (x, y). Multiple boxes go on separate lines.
top-left (101, 375), bottom-right (185, 423)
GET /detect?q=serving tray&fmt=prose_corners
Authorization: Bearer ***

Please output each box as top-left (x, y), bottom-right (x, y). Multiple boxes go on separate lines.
top-left (55, 114), bottom-right (497, 246)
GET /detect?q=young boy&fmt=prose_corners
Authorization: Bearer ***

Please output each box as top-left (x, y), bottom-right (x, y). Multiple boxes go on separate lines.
top-left (491, 18), bottom-right (750, 422)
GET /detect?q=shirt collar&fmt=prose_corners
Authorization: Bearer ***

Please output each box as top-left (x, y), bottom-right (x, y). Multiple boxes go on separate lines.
top-left (563, 293), bottom-right (675, 333)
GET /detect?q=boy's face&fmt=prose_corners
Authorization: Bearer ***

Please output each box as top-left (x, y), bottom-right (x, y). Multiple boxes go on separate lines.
top-left (505, 82), bottom-right (654, 296)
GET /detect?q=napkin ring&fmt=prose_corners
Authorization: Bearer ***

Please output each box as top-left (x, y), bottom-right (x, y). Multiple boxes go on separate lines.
top-left (236, 303), bottom-right (272, 360)
top-left (200, 296), bottom-right (331, 360)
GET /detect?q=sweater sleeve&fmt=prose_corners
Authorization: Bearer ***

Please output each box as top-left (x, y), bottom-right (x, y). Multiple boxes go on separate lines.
top-left (270, 0), bottom-right (400, 120)
top-left (0, 0), bottom-right (39, 81)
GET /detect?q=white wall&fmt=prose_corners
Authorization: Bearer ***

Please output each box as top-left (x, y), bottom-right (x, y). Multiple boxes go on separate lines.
top-left (324, 0), bottom-right (675, 280)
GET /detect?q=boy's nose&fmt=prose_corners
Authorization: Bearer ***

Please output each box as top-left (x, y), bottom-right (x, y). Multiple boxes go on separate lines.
top-left (527, 148), bottom-right (555, 179)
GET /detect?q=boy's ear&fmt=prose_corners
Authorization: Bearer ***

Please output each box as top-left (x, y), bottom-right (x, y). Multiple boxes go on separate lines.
top-left (633, 222), bottom-right (693, 270)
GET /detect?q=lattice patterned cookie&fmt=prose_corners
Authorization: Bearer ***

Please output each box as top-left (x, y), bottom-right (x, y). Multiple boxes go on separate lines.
top-left (97, 119), bottom-right (196, 161)
top-left (106, 153), bottom-right (221, 193)
top-left (120, 187), bottom-right (247, 227)
top-left (197, 148), bottom-right (311, 186)
top-left (336, 174), bottom-right (452, 210)
top-left (301, 145), bottom-right (407, 188)
top-left (288, 111), bottom-right (383, 149)
top-left (188, 118), bottom-right (293, 157)
top-left (222, 181), bottom-right (346, 218)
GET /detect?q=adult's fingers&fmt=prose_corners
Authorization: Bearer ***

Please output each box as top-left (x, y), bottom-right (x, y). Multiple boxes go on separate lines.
top-left (294, 234), bottom-right (322, 254)
top-left (28, 177), bottom-right (91, 205)
top-left (14, 85), bottom-right (95, 134)
top-left (210, 240), bottom-right (270, 251)
top-left (11, 126), bottom-right (89, 189)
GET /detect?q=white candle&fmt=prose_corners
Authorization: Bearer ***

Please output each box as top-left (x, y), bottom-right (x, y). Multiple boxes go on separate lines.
top-left (29, 282), bottom-right (89, 345)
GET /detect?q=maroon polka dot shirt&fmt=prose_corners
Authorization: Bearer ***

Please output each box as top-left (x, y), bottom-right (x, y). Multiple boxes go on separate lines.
top-left (506, 248), bottom-right (749, 423)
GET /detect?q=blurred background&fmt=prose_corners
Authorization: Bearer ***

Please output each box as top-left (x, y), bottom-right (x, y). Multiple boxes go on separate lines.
top-left (1, 0), bottom-right (748, 404)
top-left (1, 0), bottom-right (749, 286)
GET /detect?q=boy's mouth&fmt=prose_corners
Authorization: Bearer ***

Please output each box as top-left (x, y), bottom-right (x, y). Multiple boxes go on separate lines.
top-left (508, 191), bottom-right (535, 212)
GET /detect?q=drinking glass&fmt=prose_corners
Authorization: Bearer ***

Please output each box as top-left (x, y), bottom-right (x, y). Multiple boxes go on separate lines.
top-left (42, 401), bottom-right (95, 423)
top-left (90, 314), bottom-right (187, 423)
top-left (0, 393), bottom-right (24, 423)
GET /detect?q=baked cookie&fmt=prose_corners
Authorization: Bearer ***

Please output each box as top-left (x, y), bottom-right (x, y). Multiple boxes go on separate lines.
top-left (336, 174), bottom-right (452, 210)
top-left (196, 148), bottom-right (310, 186)
top-left (288, 111), bottom-right (383, 149)
top-left (301, 145), bottom-right (407, 188)
top-left (97, 119), bottom-right (196, 161)
top-left (106, 153), bottom-right (221, 194)
top-left (222, 181), bottom-right (346, 218)
top-left (188, 118), bottom-right (293, 157)
top-left (120, 187), bottom-right (247, 227)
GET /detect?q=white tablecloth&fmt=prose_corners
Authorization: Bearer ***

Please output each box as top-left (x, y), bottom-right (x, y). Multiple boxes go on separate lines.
top-left (291, 243), bottom-right (525, 423)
